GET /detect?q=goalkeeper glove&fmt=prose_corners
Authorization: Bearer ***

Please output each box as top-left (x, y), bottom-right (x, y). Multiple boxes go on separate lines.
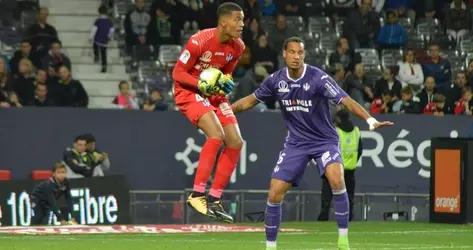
top-left (198, 79), bottom-right (221, 96)
top-left (217, 74), bottom-right (235, 95)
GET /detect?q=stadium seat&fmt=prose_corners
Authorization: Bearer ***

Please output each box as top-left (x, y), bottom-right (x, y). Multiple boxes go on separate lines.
top-left (285, 16), bottom-right (305, 32)
top-left (356, 48), bottom-right (380, 67)
top-left (318, 33), bottom-right (338, 51)
top-left (32, 170), bottom-right (52, 180)
top-left (459, 39), bottom-right (473, 56)
top-left (399, 18), bottom-right (413, 32)
top-left (158, 45), bottom-right (182, 68)
top-left (381, 49), bottom-right (403, 68)
top-left (308, 16), bottom-right (332, 36)
top-left (0, 170), bottom-right (12, 181)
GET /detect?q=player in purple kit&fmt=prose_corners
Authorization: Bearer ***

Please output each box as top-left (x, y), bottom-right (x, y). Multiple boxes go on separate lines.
top-left (231, 37), bottom-right (393, 250)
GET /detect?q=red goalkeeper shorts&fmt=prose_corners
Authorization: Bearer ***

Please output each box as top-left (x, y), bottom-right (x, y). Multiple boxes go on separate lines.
top-left (174, 88), bottom-right (237, 126)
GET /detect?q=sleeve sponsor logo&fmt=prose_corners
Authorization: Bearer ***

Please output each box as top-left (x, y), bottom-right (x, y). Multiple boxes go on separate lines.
top-left (179, 50), bottom-right (191, 64)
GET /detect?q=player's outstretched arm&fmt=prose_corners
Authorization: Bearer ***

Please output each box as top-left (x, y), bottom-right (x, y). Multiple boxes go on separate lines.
top-left (231, 94), bottom-right (259, 113)
top-left (340, 96), bottom-right (394, 130)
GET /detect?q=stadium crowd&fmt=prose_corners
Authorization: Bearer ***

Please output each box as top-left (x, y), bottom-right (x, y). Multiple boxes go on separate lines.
top-left (0, 0), bottom-right (472, 116)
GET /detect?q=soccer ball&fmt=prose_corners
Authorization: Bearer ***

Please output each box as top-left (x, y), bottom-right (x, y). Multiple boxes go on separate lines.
top-left (199, 68), bottom-right (223, 86)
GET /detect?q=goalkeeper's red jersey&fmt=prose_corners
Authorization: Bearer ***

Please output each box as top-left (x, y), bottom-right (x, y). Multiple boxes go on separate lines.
top-left (172, 28), bottom-right (245, 94)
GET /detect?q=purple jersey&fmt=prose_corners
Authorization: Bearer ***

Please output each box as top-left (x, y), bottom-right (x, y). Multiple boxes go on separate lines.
top-left (254, 64), bottom-right (348, 147)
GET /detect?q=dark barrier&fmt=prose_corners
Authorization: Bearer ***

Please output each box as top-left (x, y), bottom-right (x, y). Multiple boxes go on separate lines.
top-left (0, 175), bottom-right (129, 226)
top-left (0, 108), bottom-right (472, 193)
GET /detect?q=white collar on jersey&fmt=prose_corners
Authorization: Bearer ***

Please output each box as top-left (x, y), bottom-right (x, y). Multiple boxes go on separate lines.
top-left (286, 64), bottom-right (307, 82)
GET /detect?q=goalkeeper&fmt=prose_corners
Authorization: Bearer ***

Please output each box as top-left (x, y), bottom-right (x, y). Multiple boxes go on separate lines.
top-left (171, 2), bottom-right (245, 223)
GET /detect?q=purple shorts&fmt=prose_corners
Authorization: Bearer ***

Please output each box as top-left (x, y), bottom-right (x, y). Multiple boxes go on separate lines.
top-left (271, 143), bottom-right (342, 186)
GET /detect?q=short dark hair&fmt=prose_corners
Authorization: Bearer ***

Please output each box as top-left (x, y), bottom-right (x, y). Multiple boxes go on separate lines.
top-left (217, 2), bottom-right (242, 19)
top-left (52, 162), bottom-right (66, 172)
top-left (98, 5), bottom-right (107, 15)
top-left (20, 40), bottom-right (31, 45)
top-left (118, 80), bottom-right (129, 89)
top-left (401, 86), bottom-right (413, 95)
top-left (74, 135), bottom-right (87, 143)
top-left (386, 10), bottom-right (397, 17)
top-left (82, 133), bottom-right (96, 143)
top-left (283, 36), bottom-right (304, 50)
top-left (51, 39), bottom-right (62, 47)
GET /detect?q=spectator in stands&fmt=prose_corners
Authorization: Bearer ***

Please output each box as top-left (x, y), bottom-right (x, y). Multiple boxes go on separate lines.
top-left (370, 90), bottom-right (393, 114)
top-left (417, 76), bottom-right (437, 111)
top-left (83, 134), bottom-right (111, 177)
top-left (143, 88), bottom-right (169, 111)
top-left (12, 58), bottom-right (35, 105)
top-left (147, 4), bottom-right (180, 53)
top-left (329, 37), bottom-right (362, 72)
top-left (90, 5), bottom-right (114, 73)
top-left (10, 40), bottom-right (39, 77)
top-left (422, 44), bottom-right (451, 91)
top-left (112, 80), bottom-right (139, 110)
top-left (242, 17), bottom-right (264, 49)
top-left (397, 49), bottom-right (424, 90)
top-left (25, 7), bottom-right (58, 60)
top-left (392, 86), bottom-right (421, 113)
top-left (384, 0), bottom-right (416, 21)
top-left (467, 60), bottom-right (473, 87)
top-left (454, 87), bottom-right (473, 115)
top-left (445, 0), bottom-right (471, 44)
top-left (446, 71), bottom-right (469, 108)
top-left (357, 0), bottom-right (385, 13)
top-left (34, 69), bottom-right (48, 86)
top-left (329, 0), bottom-right (356, 18)
top-left (6, 92), bottom-right (22, 108)
top-left (343, 0), bottom-right (380, 48)
top-left (124, 0), bottom-right (151, 54)
top-left (423, 94), bottom-right (452, 116)
top-left (269, 14), bottom-right (297, 53)
top-left (344, 63), bottom-right (374, 107)
top-left (374, 66), bottom-right (402, 100)
top-left (181, 0), bottom-right (204, 31)
top-left (233, 64), bottom-right (268, 100)
top-left (50, 65), bottom-right (88, 107)
top-left (31, 83), bottom-right (54, 107)
top-left (251, 33), bottom-right (278, 73)
top-left (376, 10), bottom-right (407, 49)
top-left (332, 63), bottom-right (346, 87)
top-left (41, 40), bottom-right (72, 75)
top-left (0, 58), bottom-right (12, 107)
top-left (199, 0), bottom-right (219, 29)
top-left (243, 0), bottom-right (261, 21)
top-left (63, 135), bottom-right (95, 178)
top-left (259, 0), bottom-right (277, 16)
top-left (413, 0), bottom-right (447, 22)
top-left (276, 0), bottom-right (305, 16)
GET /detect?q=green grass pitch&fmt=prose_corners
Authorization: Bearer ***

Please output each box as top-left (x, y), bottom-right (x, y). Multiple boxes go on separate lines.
top-left (1, 222), bottom-right (472, 250)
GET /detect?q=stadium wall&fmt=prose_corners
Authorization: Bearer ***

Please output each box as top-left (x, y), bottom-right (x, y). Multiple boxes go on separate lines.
top-left (1, 108), bottom-right (472, 193)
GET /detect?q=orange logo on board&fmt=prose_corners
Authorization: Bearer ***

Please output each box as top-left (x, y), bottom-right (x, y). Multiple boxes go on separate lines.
top-left (434, 149), bottom-right (461, 214)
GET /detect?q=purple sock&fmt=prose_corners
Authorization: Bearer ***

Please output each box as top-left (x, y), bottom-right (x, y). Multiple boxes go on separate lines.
top-left (265, 201), bottom-right (282, 242)
top-left (333, 190), bottom-right (349, 230)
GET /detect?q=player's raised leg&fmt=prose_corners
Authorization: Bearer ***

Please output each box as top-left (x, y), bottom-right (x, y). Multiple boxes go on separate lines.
top-left (208, 121), bottom-right (242, 223)
top-left (187, 111), bottom-right (225, 218)
top-left (325, 162), bottom-right (350, 250)
top-left (265, 179), bottom-right (292, 249)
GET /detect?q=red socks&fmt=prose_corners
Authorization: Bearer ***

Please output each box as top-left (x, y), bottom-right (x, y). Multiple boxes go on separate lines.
top-left (193, 138), bottom-right (222, 193)
top-left (209, 147), bottom-right (241, 199)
